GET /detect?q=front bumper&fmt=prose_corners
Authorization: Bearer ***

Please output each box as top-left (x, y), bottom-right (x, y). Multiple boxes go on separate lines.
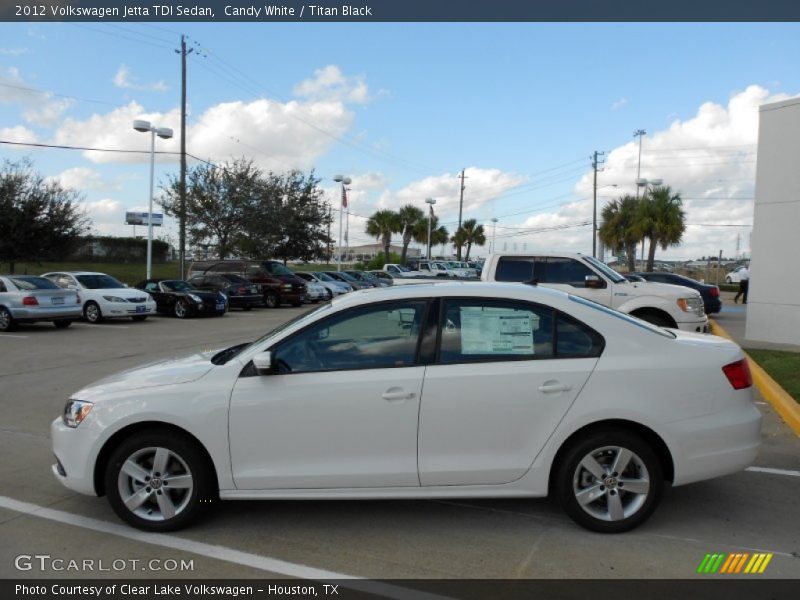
top-left (102, 300), bottom-right (156, 318)
top-left (51, 417), bottom-right (99, 496)
top-left (676, 315), bottom-right (710, 333)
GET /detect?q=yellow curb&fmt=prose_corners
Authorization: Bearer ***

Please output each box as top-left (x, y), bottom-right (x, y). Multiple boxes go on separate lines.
top-left (711, 319), bottom-right (800, 437)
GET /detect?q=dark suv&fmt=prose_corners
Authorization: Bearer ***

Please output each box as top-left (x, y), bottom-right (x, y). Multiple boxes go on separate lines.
top-left (631, 272), bottom-right (722, 314)
top-left (188, 260), bottom-right (306, 307)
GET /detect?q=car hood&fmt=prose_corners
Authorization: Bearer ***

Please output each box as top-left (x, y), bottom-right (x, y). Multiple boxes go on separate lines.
top-left (73, 350), bottom-right (218, 401)
top-left (84, 287), bottom-right (151, 299)
top-left (623, 281), bottom-right (701, 299)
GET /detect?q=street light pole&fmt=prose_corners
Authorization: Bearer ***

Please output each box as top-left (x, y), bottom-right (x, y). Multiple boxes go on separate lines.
top-left (425, 198), bottom-right (436, 260)
top-left (634, 129), bottom-right (646, 199)
top-left (333, 175), bottom-right (351, 271)
top-left (133, 120), bottom-right (173, 280)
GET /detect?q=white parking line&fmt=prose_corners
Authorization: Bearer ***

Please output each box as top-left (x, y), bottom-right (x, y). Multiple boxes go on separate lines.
top-left (0, 334), bottom-right (28, 339)
top-left (0, 495), bottom-right (452, 600)
top-left (746, 466), bottom-right (800, 477)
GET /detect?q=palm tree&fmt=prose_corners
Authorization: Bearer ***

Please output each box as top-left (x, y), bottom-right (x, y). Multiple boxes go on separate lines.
top-left (412, 214), bottom-right (447, 259)
top-left (431, 224), bottom-right (449, 258)
top-left (636, 186), bottom-right (686, 272)
top-left (599, 195), bottom-right (640, 272)
top-left (365, 209), bottom-right (401, 265)
top-left (455, 219), bottom-right (486, 261)
top-left (396, 204), bottom-right (425, 265)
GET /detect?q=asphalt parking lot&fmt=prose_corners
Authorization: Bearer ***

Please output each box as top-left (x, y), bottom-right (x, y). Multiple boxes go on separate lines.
top-left (0, 307), bottom-right (798, 580)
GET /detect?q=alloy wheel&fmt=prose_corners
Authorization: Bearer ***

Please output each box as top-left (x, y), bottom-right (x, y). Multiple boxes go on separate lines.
top-left (572, 445), bottom-right (650, 522)
top-left (84, 302), bottom-right (101, 323)
top-left (117, 447), bottom-right (194, 522)
top-left (0, 308), bottom-right (12, 331)
top-left (174, 300), bottom-right (188, 318)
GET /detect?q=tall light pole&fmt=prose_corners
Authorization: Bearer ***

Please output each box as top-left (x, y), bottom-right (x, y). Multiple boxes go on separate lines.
top-left (425, 198), bottom-right (436, 260)
top-left (333, 175), bottom-right (351, 271)
top-left (491, 217), bottom-right (498, 254)
top-left (133, 120), bottom-right (173, 279)
top-left (635, 178), bottom-right (663, 269)
top-left (633, 129), bottom-right (646, 199)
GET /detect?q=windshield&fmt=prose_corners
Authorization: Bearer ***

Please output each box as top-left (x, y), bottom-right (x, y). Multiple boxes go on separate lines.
top-left (221, 274), bottom-right (248, 283)
top-left (10, 276), bottom-right (59, 290)
top-left (163, 280), bottom-right (194, 292)
top-left (76, 274), bottom-right (126, 289)
top-left (264, 262), bottom-right (294, 276)
top-left (316, 272), bottom-right (334, 282)
top-left (569, 295), bottom-right (675, 338)
top-left (583, 256), bottom-right (626, 284)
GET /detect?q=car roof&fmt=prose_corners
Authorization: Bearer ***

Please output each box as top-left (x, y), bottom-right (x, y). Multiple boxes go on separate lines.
top-left (44, 271), bottom-right (109, 276)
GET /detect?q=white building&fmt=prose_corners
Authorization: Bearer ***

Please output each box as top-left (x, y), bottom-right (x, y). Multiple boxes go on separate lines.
top-left (745, 97), bottom-right (800, 345)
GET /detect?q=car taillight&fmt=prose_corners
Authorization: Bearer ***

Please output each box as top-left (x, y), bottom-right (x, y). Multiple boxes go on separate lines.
top-left (710, 287), bottom-right (720, 297)
top-left (22, 296), bottom-right (39, 306)
top-left (238, 286), bottom-right (247, 294)
top-left (722, 359), bottom-right (752, 390)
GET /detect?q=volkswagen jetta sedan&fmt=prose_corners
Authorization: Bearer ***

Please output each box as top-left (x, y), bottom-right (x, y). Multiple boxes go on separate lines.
top-left (51, 282), bottom-right (761, 533)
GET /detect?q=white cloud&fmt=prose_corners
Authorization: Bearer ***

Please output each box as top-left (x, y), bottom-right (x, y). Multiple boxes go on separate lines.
top-left (0, 67), bottom-right (72, 126)
top-left (0, 125), bottom-right (38, 144)
top-left (47, 167), bottom-right (103, 191)
top-left (293, 65), bottom-right (372, 105)
top-left (500, 84), bottom-right (798, 261)
top-left (113, 65), bottom-right (168, 92)
top-left (611, 97), bottom-right (628, 111)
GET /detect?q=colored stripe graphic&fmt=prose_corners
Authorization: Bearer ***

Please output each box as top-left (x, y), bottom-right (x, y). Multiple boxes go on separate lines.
top-left (698, 552), bottom-right (773, 574)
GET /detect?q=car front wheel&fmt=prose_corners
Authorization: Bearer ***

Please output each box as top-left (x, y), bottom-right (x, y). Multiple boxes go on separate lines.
top-left (174, 300), bottom-right (188, 319)
top-left (105, 430), bottom-right (214, 532)
top-left (264, 291), bottom-right (278, 308)
top-left (556, 429), bottom-right (663, 533)
top-left (83, 301), bottom-right (103, 324)
top-left (0, 307), bottom-right (16, 332)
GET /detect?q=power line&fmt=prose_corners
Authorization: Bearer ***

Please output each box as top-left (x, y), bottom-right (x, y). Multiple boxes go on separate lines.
top-left (69, 23), bottom-right (174, 51)
top-left (0, 139), bottom-right (180, 156)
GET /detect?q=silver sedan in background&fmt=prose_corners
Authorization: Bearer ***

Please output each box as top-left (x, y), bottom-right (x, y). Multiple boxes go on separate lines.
top-left (0, 275), bottom-right (82, 331)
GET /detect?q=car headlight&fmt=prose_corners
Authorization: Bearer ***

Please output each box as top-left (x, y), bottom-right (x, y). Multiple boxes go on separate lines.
top-left (188, 293), bottom-right (203, 303)
top-left (63, 400), bottom-right (93, 428)
top-left (102, 295), bottom-right (127, 303)
top-left (678, 296), bottom-right (704, 314)
top-left (283, 284), bottom-right (292, 291)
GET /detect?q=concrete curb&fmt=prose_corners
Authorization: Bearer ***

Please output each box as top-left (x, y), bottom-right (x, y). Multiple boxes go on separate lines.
top-left (711, 319), bottom-right (800, 437)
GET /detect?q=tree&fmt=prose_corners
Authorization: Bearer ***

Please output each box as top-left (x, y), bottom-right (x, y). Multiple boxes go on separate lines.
top-left (599, 195), bottom-right (640, 272)
top-left (636, 186), bottom-right (686, 271)
top-left (0, 159), bottom-right (90, 273)
top-left (396, 204), bottom-right (425, 265)
top-left (412, 214), bottom-right (448, 259)
top-left (454, 219), bottom-right (486, 261)
top-left (365, 209), bottom-right (401, 265)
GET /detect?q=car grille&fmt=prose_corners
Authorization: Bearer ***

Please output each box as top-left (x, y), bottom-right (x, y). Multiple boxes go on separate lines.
top-left (126, 297), bottom-right (147, 303)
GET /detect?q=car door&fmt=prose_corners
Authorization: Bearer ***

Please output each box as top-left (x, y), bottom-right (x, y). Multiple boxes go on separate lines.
top-left (228, 299), bottom-right (430, 490)
top-left (541, 257), bottom-right (613, 307)
top-left (417, 297), bottom-right (602, 486)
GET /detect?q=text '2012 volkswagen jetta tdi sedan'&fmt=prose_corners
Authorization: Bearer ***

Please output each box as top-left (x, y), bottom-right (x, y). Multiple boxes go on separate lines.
top-left (52, 282), bottom-right (761, 533)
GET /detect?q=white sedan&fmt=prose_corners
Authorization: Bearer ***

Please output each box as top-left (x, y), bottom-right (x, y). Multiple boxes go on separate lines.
top-left (51, 282), bottom-right (761, 532)
top-left (43, 271), bottom-right (156, 323)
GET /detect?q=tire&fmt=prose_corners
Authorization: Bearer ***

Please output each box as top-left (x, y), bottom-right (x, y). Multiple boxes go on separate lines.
top-left (83, 301), bottom-right (103, 324)
top-left (555, 429), bottom-right (663, 533)
top-left (0, 307), bottom-right (16, 332)
top-left (173, 300), bottom-right (189, 319)
top-left (263, 291), bottom-right (278, 309)
top-left (105, 429), bottom-right (215, 532)
top-left (132, 315), bottom-right (148, 322)
top-left (634, 311), bottom-right (674, 328)
top-left (53, 320), bottom-right (72, 329)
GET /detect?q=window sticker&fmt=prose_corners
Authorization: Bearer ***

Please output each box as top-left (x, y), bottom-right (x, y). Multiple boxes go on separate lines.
top-left (459, 307), bottom-right (537, 355)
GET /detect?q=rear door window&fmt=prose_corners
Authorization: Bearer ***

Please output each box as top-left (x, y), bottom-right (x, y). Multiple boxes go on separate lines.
top-left (544, 258), bottom-right (594, 286)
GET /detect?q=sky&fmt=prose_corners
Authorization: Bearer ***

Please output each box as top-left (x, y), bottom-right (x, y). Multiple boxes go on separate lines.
top-left (2, 22), bottom-right (800, 261)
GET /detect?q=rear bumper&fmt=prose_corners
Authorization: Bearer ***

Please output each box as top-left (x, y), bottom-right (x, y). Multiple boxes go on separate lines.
top-left (11, 306), bottom-right (82, 321)
top-left (669, 400), bottom-right (762, 486)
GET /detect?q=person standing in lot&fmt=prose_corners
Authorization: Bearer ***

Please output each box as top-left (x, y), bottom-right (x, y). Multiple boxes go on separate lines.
top-left (734, 266), bottom-right (750, 304)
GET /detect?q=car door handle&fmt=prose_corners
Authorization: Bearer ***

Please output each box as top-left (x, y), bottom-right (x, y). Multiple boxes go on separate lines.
top-left (538, 382), bottom-right (572, 393)
top-left (382, 390), bottom-right (416, 401)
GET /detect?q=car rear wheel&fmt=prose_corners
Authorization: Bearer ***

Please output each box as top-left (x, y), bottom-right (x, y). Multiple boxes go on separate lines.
top-left (53, 319), bottom-right (72, 329)
top-left (105, 430), bottom-right (214, 532)
top-left (0, 307), bottom-right (16, 332)
top-left (83, 301), bottom-right (103, 324)
top-left (556, 429), bottom-right (663, 533)
top-left (174, 300), bottom-right (189, 319)
top-left (264, 291), bottom-right (278, 309)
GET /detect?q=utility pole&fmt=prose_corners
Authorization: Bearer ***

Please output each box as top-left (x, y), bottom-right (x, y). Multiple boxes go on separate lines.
top-left (591, 151), bottom-right (605, 258)
top-left (634, 129), bottom-right (646, 199)
top-left (176, 35), bottom-right (193, 279)
top-left (457, 168), bottom-right (467, 260)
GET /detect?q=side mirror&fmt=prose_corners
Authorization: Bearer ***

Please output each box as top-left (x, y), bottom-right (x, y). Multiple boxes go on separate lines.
top-left (585, 275), bottom-right (604, 289)
top-left (252, 351), bottom-right (274, 375)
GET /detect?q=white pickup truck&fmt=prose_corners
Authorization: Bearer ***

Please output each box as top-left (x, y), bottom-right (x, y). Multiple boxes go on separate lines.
top-left (383, 264), bottom-right (423, 278)
top-left (481, 252), bottom-right (709, 332)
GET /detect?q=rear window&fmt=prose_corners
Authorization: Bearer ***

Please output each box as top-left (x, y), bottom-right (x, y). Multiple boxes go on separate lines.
top-left (495, 258), bottom-right (534, 282)
top-left (9, 276), bottom-right (60, 290)
top-left (568, 295), bottom-right (675, 338)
